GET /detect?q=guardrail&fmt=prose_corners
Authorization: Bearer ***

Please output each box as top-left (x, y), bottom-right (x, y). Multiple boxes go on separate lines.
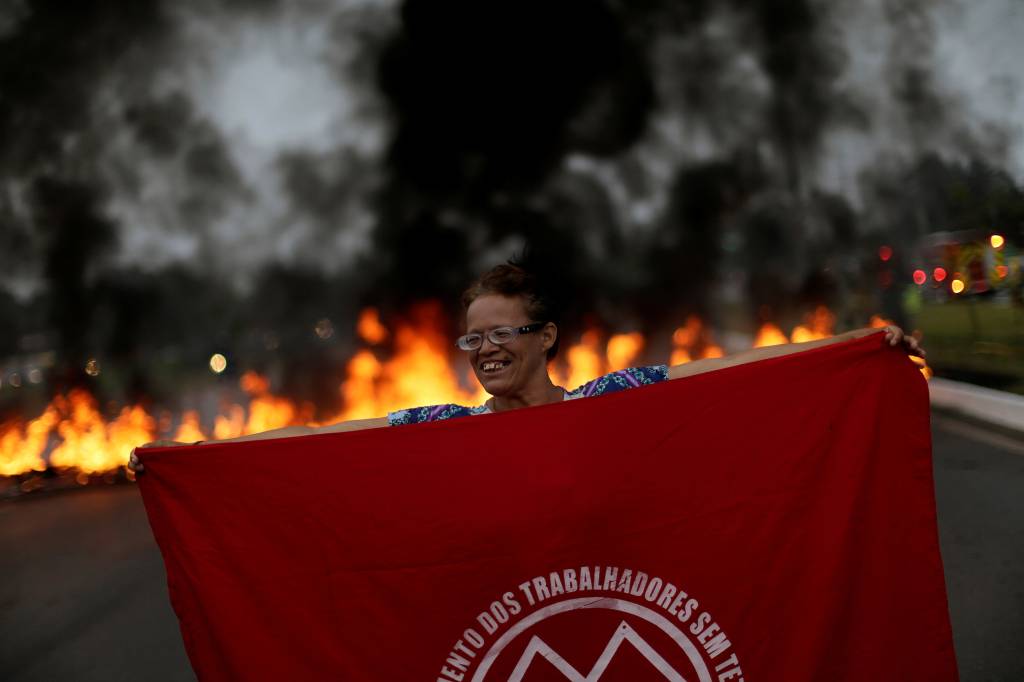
top-left (929, 377), bottom-right (1024, 436)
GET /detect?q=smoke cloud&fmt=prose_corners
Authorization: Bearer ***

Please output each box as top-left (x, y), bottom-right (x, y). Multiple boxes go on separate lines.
top-left (0, 0), bottom-right (1021, 401)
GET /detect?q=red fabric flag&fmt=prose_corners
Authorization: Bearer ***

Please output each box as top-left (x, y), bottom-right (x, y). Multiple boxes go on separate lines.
top-left (138, 333), bottom-right (958, 681)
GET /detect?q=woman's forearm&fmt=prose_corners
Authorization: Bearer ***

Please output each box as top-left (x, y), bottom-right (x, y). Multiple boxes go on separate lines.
top-left (668, 328), bottom-right (876, 380)
top-left (193, 416), bottom-right (388, 446)
top-left (197, 425), bottom-right (316, 445)
top-left (202, 413), bottom-right (391, 446)
top-left (725, 328), bottom-right (873, 364)
top-left (131, 418), bottom-right (388, 473)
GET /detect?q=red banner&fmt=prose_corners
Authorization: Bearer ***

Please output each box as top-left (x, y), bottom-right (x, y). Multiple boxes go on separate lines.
top-left (138, 333), bottom-right (958, 681)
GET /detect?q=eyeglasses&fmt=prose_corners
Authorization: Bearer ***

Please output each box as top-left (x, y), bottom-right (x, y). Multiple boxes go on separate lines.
top-left (455, 322), bottom-right (547, 351)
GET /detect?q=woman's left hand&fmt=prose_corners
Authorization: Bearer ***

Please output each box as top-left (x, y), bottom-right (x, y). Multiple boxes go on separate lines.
top-left (881, 325), bottom-right (926, 358)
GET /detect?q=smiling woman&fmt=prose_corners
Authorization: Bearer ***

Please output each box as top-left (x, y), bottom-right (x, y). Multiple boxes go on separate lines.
top-left (387, 264), bottom-right (669, 426)
top-left (128, 261), bottom-right (925, 472)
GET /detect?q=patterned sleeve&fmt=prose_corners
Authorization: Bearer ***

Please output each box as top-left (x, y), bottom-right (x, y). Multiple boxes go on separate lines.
top-left (386, 403), bottom-right (481, 426)
top-left (568, 365), bottom-right (669, 400)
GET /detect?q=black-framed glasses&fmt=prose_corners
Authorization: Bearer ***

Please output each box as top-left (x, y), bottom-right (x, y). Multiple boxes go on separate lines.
top-left (455, 322), bottom-right (547, 351)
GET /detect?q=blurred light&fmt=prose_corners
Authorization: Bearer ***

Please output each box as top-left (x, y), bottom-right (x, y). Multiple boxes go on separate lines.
top-left (996, 265), bottom-right (1008, 278)
top-left (878, 245), bottom-right (893, 262)
top-left (27, 368), bottom-right (42, 384)
top-left (951, 279), bottom-right (965, 294)
top-left (209, 353), bottom-right (227, 374)
top-left (990, 234), bottom-right (1005, 249)
top-left (932, 267), bottom-right (947, 282)
top-left (85, 358), bottom-right (101, 376)
top-left (315, 318), bottom-right (334, 340)
top-left (912, 269), bottom-right (927, 285)
top-left (8, 373), bottom-right (21, 388)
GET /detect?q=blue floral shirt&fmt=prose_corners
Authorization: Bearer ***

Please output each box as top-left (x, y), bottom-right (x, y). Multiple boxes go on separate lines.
top-left (386, 365), bottom-right (669, 426)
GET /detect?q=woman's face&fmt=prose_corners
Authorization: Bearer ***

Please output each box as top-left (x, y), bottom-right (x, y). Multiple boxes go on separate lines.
top-left (464, 294), bottom-right (555, 396)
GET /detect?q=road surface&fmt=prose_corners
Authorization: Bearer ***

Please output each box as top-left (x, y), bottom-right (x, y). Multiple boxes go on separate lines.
top-left (1, 414), bottom-right (1022, 681)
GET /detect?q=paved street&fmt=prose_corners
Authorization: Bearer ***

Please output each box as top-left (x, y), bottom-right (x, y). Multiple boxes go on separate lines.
top-left (930, 415), bottom-right (1024, 681)
top-left (1, 413), bottom-right (1022, 681)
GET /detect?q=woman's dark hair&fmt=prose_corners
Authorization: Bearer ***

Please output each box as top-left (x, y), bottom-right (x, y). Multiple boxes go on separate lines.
top-left (461, 261), bottom-right (562, 359)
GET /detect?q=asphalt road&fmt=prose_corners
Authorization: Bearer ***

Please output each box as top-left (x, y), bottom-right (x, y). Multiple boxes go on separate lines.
top-left (1, 414), bottom-right (1022, 682)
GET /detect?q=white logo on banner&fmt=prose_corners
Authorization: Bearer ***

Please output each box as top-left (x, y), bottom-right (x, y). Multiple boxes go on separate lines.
top-left (474, 598), bottom-right (707, 682)
top-left (508, 618), bottom-right (692, 681)
top-left (435, 566), bottom-right (745, 682)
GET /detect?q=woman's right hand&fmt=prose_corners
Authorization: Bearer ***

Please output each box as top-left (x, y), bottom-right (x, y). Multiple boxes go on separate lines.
top-left (128, 440), bottom-right (195, 473)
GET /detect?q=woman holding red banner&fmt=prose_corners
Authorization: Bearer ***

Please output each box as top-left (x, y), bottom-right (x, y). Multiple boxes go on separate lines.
top-left (130, 263), bottom-right (924, 472)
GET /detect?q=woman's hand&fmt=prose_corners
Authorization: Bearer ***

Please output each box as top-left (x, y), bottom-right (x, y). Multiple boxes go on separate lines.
top-left (880, 325), bottom-right (926, 358)
top-left (128, 440), bottom-right (198, 474)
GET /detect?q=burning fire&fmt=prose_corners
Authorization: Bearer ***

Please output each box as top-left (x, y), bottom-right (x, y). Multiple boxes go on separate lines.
top-left (49, 392), bottom-right (155, 479)
top-left (790, 306), bottom-right (835, 343)
top-left (330, 303), bottom-right (487, 422)
top-left (669, 315), bottom-right (724, 365)
top-left (0, 305), bottom-right (931, 483)
top-left (1, 403), bottom-right (59, 476)
top-left (753, 323), bottom-right (788, 348)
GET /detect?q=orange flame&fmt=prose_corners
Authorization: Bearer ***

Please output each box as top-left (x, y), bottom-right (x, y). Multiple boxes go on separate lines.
top-left (356, 307), bottom-right (388, 345)
top-left (606, 332), bottom-right (645, 371)
top-left (754, 312), bottom-right (928, 380)
top-left (0, 305), bottom-right (933, 482)
top-left (752, 323), bottom-right (789, 348)
top-left (669, 315), bottom-right (724, 365)
top-left (869, 315), bottom-right (894, 328)
top-left (554, 329), bottom-right (604, 391)
top-left (173, 410), bottom-right (205, 443)
top-left (1, 404), bottom-right (60, 476)
top-left (790, 305), bottom-right (835, 343)
top-left (48, 391), bottom-right (155, 476)
top-left (911, 355), bottom-right (934, 380)
top-left (332, 302), bottom-right (486, 422)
